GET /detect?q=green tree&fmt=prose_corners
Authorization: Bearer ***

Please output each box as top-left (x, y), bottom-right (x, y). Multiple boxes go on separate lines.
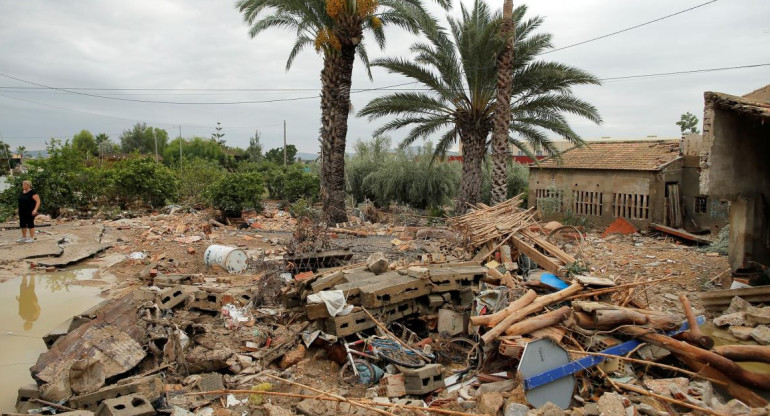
top-left (105, 156), bottom-right (179, 208)
top-left (205, 171), bottom-right (265, 216)
top-left (72, 130), bottom-right (98, 157)
top-left (95, 133), bottom-right (110, 160)
top-left (236, 0), bottom-right (450, 223)
top-left (16, 146), bottom-right (27, 165)
top-left (264, 145), bottom-right (297, 165)
top-left (163, 137), bottom-right (233, 167)
top-left (178, 158), bottom-right (225, 206)
top-left (246, 130), bottom-right (264, 162)
top-left (120, 123), bottom-right (169, 156)
top-left (676, 112), bottom-right (700, 135)
top-left (212, 121), bottom-right (225, 144)
top-left (359, 1), bottom-right (601, 213)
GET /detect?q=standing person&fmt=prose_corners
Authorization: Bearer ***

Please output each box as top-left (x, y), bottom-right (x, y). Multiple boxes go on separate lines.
top-left (18, 180), bottom-right (41, 243)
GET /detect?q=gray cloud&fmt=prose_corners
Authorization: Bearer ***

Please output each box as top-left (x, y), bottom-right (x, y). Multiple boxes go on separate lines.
top-left (0, 0), bottom-right (767, 153)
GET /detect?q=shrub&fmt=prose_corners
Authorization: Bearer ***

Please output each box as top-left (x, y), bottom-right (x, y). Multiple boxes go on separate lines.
top-left (267, 166), bottom-right (320, 203)
top-left (205, 171), bottom-right (264, 216)
top-left (346, 137), bottom-right (391, 204)
top-left (0, 139), bottom-right (88, 217)
top-left (106, 156), bottom-right (179, 208)
top-left (360, 143), bottom-right (460, 210)
top-left (177, 157), bottom-right (225, 206)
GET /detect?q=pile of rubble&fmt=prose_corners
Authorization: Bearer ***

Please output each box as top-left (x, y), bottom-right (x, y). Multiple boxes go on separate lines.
top-left (12, 197), bottom-right (770, 416)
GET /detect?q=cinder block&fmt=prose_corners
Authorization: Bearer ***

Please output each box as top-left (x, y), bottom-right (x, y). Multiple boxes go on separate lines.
top-left (223, 288), bottom-right (255, 306)
top-left (95, 393), bottom-right (154, 416)
top-left (321, 309), bottom-right (375, 336)
top-left (158, 286), bottom-right (195, 310)
top-left (455, 289), bottom-right (474, 306)
top-left (359, 275), bottom-right (430, 308)
top-left (189, 289), bottom-right (225, 311)
top-left (16, 383), bottom-right (42, 413)
top-left (401, 364), bottom-right (445, 395)
top-left (69, 376), bottom-right (163, 412)
top-left (437, 308), bottom-right (469, 336)
top-left (153, 274), bottom-right (199, 288)
top-left (428, 267), bottom-right (484, 293)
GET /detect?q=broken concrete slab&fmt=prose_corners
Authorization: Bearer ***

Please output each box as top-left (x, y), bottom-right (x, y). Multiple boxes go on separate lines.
top-left (32, 295), bottom-right (147, 402)
top-left (746, 306), bottom-right (770, 326)
top-left (0, 237), bottom-right (64, 262)
top-left (751, 325), bottom-right (770, 345)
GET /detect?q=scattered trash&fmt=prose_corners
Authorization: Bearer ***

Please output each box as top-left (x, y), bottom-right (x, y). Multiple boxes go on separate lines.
top-left (128, 251), bottom-right (147, 260)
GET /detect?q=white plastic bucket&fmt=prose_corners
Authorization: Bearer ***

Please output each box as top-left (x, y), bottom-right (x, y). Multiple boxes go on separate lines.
top-left (204, 245), bottom-right (248, 273)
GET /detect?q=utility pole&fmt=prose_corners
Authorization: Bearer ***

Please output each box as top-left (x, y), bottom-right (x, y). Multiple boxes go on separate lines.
top-left (283, 120), bottom-right (287, 166)
top-left (153, 128), bottom-right (159, 163)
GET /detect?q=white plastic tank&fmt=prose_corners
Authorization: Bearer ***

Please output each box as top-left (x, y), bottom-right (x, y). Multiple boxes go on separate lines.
top-left (203, 245), bottom-right (248, 273)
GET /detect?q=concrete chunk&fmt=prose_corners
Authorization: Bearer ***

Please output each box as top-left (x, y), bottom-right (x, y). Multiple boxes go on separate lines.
top-left (751, 325), bottom-right (770, 345)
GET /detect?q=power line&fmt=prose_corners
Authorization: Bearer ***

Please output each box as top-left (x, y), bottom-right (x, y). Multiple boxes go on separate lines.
top-left (0, 73), bottom-right (419, 105)
top-left (541, 0), bottom-right (719, 55)
top-left (598, 63), bottom-right (770, 82)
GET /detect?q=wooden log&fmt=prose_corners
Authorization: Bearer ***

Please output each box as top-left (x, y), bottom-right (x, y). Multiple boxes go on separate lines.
top-left (713, 345), bottom-right (770, 365)
top-left (592, 309), bottom-right (679, 331)
top-left (621, 326), bottom-right (770, 391)
top-left (504, 306), bottom-right (571, 336)
top-left (481, 283), bottom-right (582, 345)
top-left (679, 294), bottom-right (714, 349)
top-left (676, 355), bottom-right (768, 407)
top-left (470, 290), bottom-right (537, 327)
top-left (565, 275), bottom-right (677, 301)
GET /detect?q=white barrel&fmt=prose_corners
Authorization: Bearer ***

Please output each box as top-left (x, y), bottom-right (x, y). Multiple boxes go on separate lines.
top-left (204, 245), bottom-right (248, 273)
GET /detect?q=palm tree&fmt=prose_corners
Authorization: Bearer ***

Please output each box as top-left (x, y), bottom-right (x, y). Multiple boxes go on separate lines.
top-left (16, 146), bottom-right (26, 166)
top-left (236, 0), bottom-right (450, 223)
top-left (490, 0), bottom-right (514, 205)
top-left (359, 0), bottom-right (601, 213)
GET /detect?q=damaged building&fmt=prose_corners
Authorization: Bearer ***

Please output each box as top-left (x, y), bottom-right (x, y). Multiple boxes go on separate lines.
top-left (698, 85), bottom-right (770, 271)
top-left (527, 138), bottom-right (728, 234)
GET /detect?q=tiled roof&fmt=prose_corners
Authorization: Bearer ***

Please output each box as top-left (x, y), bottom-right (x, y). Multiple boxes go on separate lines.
top-left (706, 91), bottom-right (770, 120)
top-left (743, 84), bottom-right (770, 104)
top-left (535, 140), bottom-right (681, 171)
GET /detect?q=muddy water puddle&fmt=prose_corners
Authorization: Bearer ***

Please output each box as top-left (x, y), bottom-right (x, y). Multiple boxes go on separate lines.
top-left (0, 268), bottom-right (106, 413)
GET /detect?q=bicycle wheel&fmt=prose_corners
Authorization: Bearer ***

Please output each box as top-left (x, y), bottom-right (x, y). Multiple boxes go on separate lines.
top-left (440, 337), bottom-right (481, 370)
top-left (371, 338), bottom-right (427, 369)
top-left (339, 359), bottom-right (378, 387)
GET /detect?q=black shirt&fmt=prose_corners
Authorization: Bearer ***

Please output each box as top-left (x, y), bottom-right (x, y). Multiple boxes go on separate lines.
top-left (18, 189), bottom-right (37, 213)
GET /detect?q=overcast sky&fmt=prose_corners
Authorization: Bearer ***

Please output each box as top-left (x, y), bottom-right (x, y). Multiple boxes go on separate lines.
top-left (0, 0), bottom-right (767, 153)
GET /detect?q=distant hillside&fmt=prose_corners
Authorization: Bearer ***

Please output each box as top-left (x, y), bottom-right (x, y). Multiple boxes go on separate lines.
top-left (296, 152), bottom-right (318, 161)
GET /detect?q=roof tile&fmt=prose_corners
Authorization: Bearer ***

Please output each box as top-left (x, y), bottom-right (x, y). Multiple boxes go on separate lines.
top-left (536, 140), bottom-right (681, 171)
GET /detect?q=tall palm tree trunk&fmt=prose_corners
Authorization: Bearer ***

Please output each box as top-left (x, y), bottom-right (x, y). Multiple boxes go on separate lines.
top-left (490, 0), bottom-right (515, 205)
top-left (456, 128), bottom-right (487, 213)
top-left (320, 44), bottom-right (357, 224)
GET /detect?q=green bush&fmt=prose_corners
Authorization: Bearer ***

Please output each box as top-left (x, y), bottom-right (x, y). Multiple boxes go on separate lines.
top-left (266, 166), bottom-right (320, 203)
top-left (205, 171), bottom-right (265, 216)
top-left (106, 156), bottom-right (180, 208)
top-left (177, 157), bottom-right (225, 206)
top-left (0, 139), bottom-right (87, 217)
top-left (346, 137), bottom-right (391, 204)
top-left (359, 142), bottom-right (460, 210)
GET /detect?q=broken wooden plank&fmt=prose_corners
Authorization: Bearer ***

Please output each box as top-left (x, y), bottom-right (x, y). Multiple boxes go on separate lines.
top-left (650, 223), bottom-right (711, 244)
top-left (511, 235), bottom-right (567, 277)
top-left (700, 286), bottom-right (770, 309)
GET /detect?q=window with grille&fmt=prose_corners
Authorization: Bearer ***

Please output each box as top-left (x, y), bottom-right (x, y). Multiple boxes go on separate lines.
top-left (535, 188), bottom-right (563, 213)
top-left (572, 191), bottom-right (603, 216)
top-left (613, 193), bottom-right (650, 220)
top-left (694, 196), bottom-right (708, 214)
